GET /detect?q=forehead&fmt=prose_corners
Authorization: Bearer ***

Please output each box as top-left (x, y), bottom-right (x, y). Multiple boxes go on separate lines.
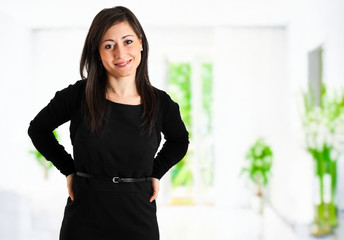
top-left (102, 21), bottom-right (138, 39)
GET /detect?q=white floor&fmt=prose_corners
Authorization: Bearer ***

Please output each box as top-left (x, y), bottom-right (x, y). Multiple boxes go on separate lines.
top-left (158, 205), bottom-right (292, 240)
top-left (159, 205), bottom-right (344, 240)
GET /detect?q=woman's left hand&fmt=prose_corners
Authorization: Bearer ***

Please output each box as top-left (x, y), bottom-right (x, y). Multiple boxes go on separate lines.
top-left (149, 177), bottom-right (160, 202)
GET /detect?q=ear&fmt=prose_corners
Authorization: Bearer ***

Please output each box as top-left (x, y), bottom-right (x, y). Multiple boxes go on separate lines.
top-left (139, 38), bottom-right (143, 52)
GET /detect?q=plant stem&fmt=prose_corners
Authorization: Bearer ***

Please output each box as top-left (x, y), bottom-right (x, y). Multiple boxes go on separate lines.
top-left (329, 160), bottom-right (338, 227)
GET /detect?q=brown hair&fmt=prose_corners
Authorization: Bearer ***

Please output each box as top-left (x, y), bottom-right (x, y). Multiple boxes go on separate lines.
top-left (80, 6), bottom-right (157, 134)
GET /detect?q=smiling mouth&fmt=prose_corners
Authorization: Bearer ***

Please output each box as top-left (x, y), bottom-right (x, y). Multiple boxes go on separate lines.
top-left (115, 59), bottom-right (132, 68)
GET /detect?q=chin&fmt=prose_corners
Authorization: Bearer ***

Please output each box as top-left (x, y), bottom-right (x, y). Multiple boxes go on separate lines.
top-left (112, 71), bottom-right (136, 79)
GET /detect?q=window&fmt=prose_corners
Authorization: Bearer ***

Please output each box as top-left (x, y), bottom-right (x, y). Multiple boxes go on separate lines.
top-left (167, 62), bottom-right (214, 205)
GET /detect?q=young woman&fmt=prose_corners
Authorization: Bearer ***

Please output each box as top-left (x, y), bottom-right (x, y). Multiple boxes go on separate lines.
top-left (28, 6), bottom-right (189, 240)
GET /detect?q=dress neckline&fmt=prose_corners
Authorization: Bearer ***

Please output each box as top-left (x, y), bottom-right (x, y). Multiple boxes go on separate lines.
top-left (105, 99), bottom-right (143, 107)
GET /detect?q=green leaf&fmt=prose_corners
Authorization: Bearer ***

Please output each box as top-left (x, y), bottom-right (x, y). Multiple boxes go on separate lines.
top-left (241, 137), bottom-right (273, 186)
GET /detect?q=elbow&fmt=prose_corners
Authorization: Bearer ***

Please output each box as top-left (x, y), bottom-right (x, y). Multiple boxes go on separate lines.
top-left (178, 131), bottom-right (190, 156)
top-left (182, 141), bottom-right (189, 158)
top-left (176, 138), bottom-right (189, 161)
top-left (180, 131), bottom-right (190, 160)
top-left (27, 120), bottom-right (34, 138)
top-left (28, 119), bottom-right (43, 140)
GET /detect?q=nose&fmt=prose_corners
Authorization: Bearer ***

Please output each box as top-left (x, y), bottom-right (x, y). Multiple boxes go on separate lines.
top-left (113, 45), bottom-right (125, 59)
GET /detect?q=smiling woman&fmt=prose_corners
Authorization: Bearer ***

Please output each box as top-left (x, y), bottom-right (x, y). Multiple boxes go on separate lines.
top-left (27, 6), bottom-right (189, 240)
top-left (99, 22), bottom-right (143, 84)
top-left (79, 6), bottom-right (155, 132)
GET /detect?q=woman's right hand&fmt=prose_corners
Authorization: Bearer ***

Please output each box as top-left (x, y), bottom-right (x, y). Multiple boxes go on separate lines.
top-left (67, 173), bottom-right (75, 201)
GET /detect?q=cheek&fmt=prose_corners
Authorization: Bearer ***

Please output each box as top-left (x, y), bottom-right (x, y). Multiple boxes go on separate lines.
top-left (99, 53), bottom-right (113, 66)
top-left (99, 52), bottom-right (106, 62)
top-left (133, 49), bottom-right (142, 64)
top-left (136, 53), bottom-right (142, 63)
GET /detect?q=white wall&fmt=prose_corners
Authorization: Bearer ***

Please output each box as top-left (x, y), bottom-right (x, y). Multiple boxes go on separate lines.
top-left (213, 27), bottom-right (291, 210)
top-left (0, 0), bottom-right (297, 29)
top-left (0, 12), bottom-right (39, 240)
top-left (0, 12), bottom-right (34, 191)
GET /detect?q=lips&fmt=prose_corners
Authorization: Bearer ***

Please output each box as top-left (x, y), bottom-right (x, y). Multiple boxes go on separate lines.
top-left (115, 59), bottom-right (132, 68)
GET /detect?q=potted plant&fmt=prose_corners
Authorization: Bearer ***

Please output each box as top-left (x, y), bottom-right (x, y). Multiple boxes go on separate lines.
top-left (241, 137), bottom-right (273, 214)
top-left (29, 130), bottom-right (60, 179)
top-left (300, 84), bottom-right (344, 236)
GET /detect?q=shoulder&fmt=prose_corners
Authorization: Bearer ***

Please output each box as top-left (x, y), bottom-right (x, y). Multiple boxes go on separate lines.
top-left (153, 87), bottom-right (180, 118)
top-left (62, 79), bottom-right (86, 94)
top-left (74, 79), bottom-right (86, 88)
top-left (153, 87), bottom-right (175, 108)
top-left (54, 79), bottom-right (86, 101)
top-left (50, 79), bottom-right (86, 112)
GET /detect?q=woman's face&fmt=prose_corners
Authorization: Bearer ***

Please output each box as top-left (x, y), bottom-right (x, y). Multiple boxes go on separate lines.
top-left (99, 21), bottom-right (142, 80)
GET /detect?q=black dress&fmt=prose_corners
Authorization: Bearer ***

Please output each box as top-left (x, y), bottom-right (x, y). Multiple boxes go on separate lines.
top-left (27, 80), bottom-right (189, 240)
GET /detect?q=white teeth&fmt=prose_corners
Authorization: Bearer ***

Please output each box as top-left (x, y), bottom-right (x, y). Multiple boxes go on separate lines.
top-left (117, 60), bottom-right (131, 66)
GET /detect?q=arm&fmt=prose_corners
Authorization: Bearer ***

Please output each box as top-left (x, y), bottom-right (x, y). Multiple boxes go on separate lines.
top-left (27, 80), bottom-right (85, 176)
top-left (152, 92), bottom-right (190, 180)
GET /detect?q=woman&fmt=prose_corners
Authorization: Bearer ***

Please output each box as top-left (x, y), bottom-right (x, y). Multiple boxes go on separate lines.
top-left (28, 6), bottom-right (189, 240)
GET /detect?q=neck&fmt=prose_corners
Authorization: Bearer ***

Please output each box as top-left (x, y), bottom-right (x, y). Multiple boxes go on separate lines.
top-left (106, 74), bottom-right (137, 97)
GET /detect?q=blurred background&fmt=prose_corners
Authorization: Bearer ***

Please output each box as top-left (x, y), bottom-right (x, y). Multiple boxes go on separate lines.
top-left (1, 0), bottom-right (344, 239)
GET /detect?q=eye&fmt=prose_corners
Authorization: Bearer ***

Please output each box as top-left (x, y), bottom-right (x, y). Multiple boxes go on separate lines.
top-left (125, 40), bottom-right (133, 45)
top-left (105, 44), bottom-right (114, 49)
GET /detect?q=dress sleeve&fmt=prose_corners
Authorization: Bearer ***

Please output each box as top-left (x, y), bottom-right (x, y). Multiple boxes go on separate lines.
top-left (152, 92), bottom-right (190, 180)
top-left (27, 80), bottom-right (85, 176)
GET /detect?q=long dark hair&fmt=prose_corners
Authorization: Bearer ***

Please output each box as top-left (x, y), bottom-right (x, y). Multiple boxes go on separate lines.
top-left (80, 6), bottom-right (157, 134)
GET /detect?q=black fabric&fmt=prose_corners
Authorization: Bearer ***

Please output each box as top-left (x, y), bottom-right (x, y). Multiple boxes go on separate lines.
top-left (27, 79), bottom-right (189, 179)
top-left (27, 79), bottom-right (189, 239)
top-left (59, 175), bottom-right (159, 239)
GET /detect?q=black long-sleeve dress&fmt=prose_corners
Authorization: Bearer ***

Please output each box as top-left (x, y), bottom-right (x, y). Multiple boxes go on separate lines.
top-left (27, 79), bottom-right (189, 240)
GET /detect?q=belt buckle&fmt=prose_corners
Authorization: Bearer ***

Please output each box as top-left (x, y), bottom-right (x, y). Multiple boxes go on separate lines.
top-left (112, 177), bottom-right (120, 183)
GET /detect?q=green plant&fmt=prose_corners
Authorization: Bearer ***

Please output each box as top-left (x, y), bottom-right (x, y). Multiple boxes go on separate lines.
top-left (241, 137), bottom-right (273, 197)
top-left (29, 130), bottom-right (59, 179)
top-left (300, 84), bottom-right (344, 235)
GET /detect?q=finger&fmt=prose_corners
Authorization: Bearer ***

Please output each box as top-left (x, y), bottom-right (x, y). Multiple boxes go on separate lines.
top-left (66, 173), bottom-right (75, 201)
top-left (68, 187), bottom-right (75, 201)
top-left (150, 191), bottom-right (158, 202)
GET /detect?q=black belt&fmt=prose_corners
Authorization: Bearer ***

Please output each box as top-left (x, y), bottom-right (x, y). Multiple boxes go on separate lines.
top-left (76, 172), bottom-right (152, 184)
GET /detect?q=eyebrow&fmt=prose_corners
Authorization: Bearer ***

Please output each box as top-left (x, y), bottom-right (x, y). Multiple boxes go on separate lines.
top-left (101, 35), bottom-right (134, 44)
